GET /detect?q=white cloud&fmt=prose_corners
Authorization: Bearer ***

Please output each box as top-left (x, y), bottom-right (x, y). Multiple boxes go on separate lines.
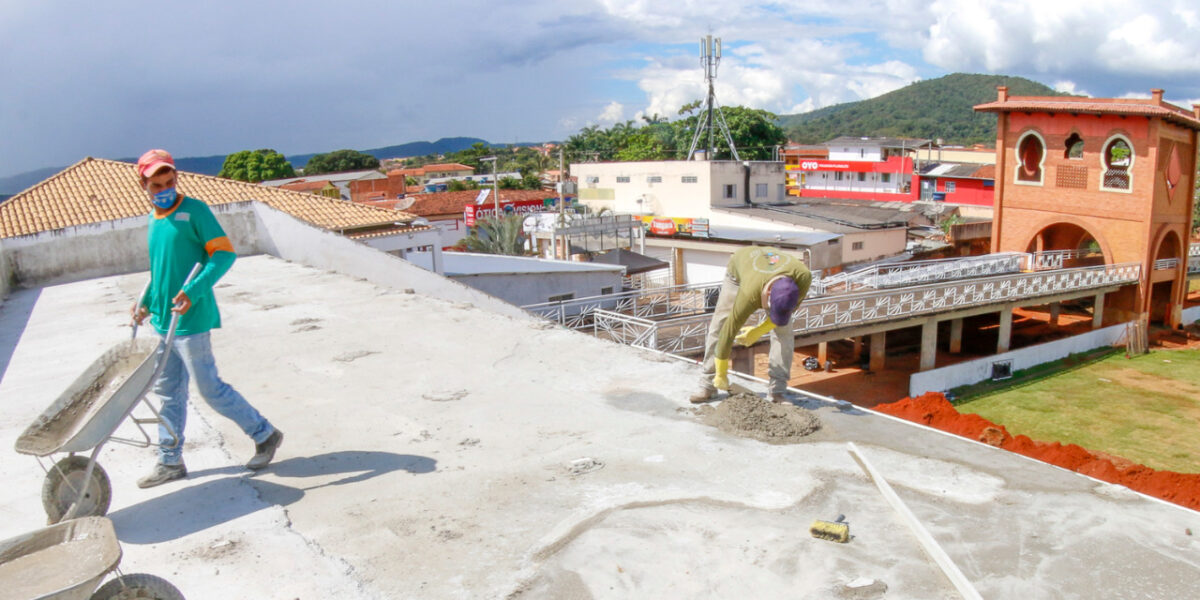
top-left (920, 0), bottom-right (1200, 93)
top-left (596, 101), bottom-right (625, 125)
top-left (1053, 80), bottom-right (1091, 97)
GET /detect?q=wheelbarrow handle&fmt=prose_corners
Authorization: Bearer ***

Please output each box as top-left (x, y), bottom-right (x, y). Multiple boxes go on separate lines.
top-left (131, 263), bottom-right (201, 342)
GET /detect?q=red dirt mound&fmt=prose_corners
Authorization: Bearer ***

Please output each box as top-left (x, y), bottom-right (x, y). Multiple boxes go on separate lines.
top-left (875, 393), bottom-right (1200, 511)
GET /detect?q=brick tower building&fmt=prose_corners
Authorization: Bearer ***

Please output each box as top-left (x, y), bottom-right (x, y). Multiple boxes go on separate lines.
top-left (975, 87), bottom-right (1200, 327)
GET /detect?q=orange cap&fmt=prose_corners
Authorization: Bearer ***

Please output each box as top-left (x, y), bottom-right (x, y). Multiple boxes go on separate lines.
top-left (136, 149), bottom-right (175, 179)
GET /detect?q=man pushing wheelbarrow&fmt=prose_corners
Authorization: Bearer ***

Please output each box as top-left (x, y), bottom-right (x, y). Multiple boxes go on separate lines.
top-left (130, 149), bottom-right (283, 488)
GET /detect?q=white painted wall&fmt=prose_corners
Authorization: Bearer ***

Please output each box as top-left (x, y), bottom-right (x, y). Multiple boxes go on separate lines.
top-left (908, 323), bottom-right (1129, 397)
top-left (0, 202), bottom-right (261, 288)
top-left (681, 248), bottom-right (734, 284)
top-left (571, 160), bottom-right (786, 219)
top-left (447, 270), bottom-right (624, 307)
top-left (252, 205), bottom-right (532, 318)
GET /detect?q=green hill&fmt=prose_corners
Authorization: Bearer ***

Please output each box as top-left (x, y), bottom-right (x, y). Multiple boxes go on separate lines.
top-left (779, 73), bottom-right (1070, 146)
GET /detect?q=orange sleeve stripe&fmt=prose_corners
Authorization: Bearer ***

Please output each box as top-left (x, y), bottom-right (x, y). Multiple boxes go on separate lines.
top-left (205, 236), bottom-right (234, 255)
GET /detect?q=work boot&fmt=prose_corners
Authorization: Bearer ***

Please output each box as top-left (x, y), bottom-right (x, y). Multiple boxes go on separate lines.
top-left (246, 429), bottom-right (283, 470)
top-left (689, 385), bottom-right (718, 404)
top-left (769, 392), bottom-right (792, 404)
top-left (137, 462), bottom-right (187, 489)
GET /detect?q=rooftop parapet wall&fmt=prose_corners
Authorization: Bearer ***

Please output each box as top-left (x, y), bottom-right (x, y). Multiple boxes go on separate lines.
top-left (0, 202), bottom-right (261, 290)
top-left (0, 202), bottom-right (530, 320)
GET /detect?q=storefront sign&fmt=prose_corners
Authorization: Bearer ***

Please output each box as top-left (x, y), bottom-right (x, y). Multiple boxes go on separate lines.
top-left (638, 216), bottom-right (710, 238)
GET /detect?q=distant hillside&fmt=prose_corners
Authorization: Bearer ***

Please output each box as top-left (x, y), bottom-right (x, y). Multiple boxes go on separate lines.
top-left (288, 137), bottom-right (491, 168)
top-left (0, 137), bottom-right (498, 194)
top-left (779, 73), bottom-right (1070, 146)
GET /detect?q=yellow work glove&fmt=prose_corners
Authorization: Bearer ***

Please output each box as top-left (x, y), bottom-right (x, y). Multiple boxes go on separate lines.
top-left (734, 320), bottom-right (774, 346)
top-left (713, 358), bottom-right (730, 391)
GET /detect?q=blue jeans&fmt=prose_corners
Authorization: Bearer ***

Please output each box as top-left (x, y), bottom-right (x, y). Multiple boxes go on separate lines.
top-left (153, 331), bottom-right (273, 465)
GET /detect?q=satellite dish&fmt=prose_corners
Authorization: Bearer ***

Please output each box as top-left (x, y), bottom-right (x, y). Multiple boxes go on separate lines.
top-left (393, 197), bottom-right (415, 211)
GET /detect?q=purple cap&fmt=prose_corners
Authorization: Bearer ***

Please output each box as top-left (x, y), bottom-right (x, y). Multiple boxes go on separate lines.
top-left (768, 277), bottom-right (800, 325)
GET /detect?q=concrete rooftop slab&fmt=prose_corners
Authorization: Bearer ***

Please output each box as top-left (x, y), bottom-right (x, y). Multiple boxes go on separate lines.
top-left (1, 255), bottom-right (1197, 599)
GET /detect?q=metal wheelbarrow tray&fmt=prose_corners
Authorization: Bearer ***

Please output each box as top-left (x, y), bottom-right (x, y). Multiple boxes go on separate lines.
top-left (0, 516), bottom-right (184, 600)
top-left (16, 339), bottom-right (160, 458)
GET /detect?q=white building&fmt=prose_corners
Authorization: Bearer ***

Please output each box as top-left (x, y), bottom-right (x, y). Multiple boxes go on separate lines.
top-left (571, 160), bottom-right (788, 220)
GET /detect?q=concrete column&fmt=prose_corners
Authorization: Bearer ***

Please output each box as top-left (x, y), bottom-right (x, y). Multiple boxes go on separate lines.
top-left (431, 245), bottom-right (444, 275)
top-left (818, 341), bottom-right (828, 366)
top-left (869, 331), bottom-right (886, 372)
top-left (1049, 302), bottom-right (1060, 329)
top-left (949, 318), bottom-right (963, 354)
top-left (997, 308), bottom-right (1013, 353)
top-left (919, 320), bottom-right (938, 372)
top-left (1093, 293), bottom-right (1105, 329)
top-left (851, 336), bottom-right (862, 362)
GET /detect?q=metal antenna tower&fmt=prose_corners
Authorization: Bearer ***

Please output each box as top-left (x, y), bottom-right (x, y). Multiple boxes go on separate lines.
top-left (686, 34), bottom-right (740, 161)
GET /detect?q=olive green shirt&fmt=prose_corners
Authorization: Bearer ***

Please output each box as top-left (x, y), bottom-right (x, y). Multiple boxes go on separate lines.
top-left (715, 246), bottom-right (812, 360)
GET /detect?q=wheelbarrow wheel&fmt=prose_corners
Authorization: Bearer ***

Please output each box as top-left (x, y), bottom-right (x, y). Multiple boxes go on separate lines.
top-left (42, 455), bottom-right (112, 523)
top-left (91, 573), bottom-right (185, 600)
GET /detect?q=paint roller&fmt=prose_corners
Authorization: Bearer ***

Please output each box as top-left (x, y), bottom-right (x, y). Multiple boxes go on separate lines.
top-left (810, 514), bottom-right (850, 543)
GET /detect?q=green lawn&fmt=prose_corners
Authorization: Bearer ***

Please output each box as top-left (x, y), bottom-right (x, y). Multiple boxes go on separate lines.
top-left (953, 349), bottom-right (1200, 473)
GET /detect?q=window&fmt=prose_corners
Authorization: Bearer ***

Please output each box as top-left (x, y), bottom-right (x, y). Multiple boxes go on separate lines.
top-left (681, 175), bottom-right (698, 183)
top-left (851, 241), bottom-right (864, 251)
top-left (547, 292), bottom-right (575, 302)
top-left (600, 286), bottom-right (614, 295)
top-left (616, 176), bottom-right (630, 183)
top-left (723, 184), bottom-right (737, 199)
top-left (857, 172), bottom-right (866, 182)
top-left (1064, 133), bottom-right (1084, 159)
top-left (585, 176), bottom-right (600, 184)
top-left (755, 183), bottom-right (768, 198)
top-left (881, 173), bottom-right (891, 183)
top-left (1101, 135), bottom-right (1133, 191)
top-left (1015, 131), bottom-right (1045, 184)
top-left (945, 181), bottom-right (956, 193)
top-left (647, 175), bottom-right (662, 183)
top-left (834, 172), bottom-right (844, 181)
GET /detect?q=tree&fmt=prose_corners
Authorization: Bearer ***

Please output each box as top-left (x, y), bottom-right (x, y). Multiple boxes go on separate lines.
top-left (447, 178), bottom-right (480, 192)
top-left (497, 176), bottom-right (524, 190)
top-left (219, 149), bottom-right (295, 183)
top-left (302, 149), bottom-right (380, 175)
top-left (458, 214), bottom-right (527, 255)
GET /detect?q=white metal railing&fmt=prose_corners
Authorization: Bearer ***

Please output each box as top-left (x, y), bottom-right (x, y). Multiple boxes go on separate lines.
top-left (1154, 258), bottom-right (1179, 270)
top-left (1028, 249), bottom-right (1105, 271)
top-left (1188, 255), bottom-right (1200, 274)
top-left (1190, 243), bottom-right (1200, 257)
top-left (593, 310), bottom-right (657, 347)
top-left (596, 262), bottom-right (1142, 355)
top-left (524, 281), bottom-right (721, 331)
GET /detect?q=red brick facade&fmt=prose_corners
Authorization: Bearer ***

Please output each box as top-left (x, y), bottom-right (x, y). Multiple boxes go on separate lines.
top-left (977, 88), bottom-right (1200, 326)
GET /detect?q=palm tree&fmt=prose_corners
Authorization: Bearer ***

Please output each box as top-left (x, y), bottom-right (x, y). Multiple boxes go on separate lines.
top-left (458, 214), bottom-right (527, 256)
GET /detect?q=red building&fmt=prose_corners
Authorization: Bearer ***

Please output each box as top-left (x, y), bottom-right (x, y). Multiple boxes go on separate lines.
top-left (975, 87), bottom-right (1200, 327)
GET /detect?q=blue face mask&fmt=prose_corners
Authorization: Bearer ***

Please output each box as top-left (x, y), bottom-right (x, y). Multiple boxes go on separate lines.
top-left (150, 187), bottom-right (177, 209)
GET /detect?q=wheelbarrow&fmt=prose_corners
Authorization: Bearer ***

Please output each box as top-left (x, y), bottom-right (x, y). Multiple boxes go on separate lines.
top-left (0, 516), bottom-right (183, 600)
top-left (13, 266), bottom-right (199, 523)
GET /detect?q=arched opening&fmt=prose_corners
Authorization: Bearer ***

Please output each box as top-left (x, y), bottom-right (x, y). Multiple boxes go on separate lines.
top-left (1149, 231), bottom-right (1182, 326)
top-left (1024, 222), bottom-right (1105, 267)
top-left (1016, 131), bottom-right (1045, 184)
top-left (1064, 133), bottom-right (1084, 159)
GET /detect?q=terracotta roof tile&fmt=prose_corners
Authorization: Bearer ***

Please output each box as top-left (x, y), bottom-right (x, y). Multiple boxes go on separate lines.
top-left (0, 157), bottom-right (417, 238)
top-left (402, 189), bottom-right (554, 217)
top-left (974, 97), bottom-right (1200, 130)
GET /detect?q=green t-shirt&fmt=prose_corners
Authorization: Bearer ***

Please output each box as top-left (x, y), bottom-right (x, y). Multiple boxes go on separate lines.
top-left (143, 196), bottom-right (236, 336)
top-left (715, 246), bottom-right (812, 360)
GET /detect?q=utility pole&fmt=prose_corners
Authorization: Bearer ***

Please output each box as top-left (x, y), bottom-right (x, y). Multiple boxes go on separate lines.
top-left (557, 147), bottom-right (565, 221)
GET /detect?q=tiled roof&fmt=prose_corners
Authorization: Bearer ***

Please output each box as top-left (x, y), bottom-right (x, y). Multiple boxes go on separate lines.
top-left (975, 97), bottom-right (1200, 130)
top-left (0, 157), bottom-right (416, 238)
top-left (402, 189), bottom-right (554, 217)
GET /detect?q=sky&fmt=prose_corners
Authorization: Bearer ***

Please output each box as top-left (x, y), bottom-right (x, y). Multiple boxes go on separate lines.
top-left (2, 0), bottom-right (1199, 177)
